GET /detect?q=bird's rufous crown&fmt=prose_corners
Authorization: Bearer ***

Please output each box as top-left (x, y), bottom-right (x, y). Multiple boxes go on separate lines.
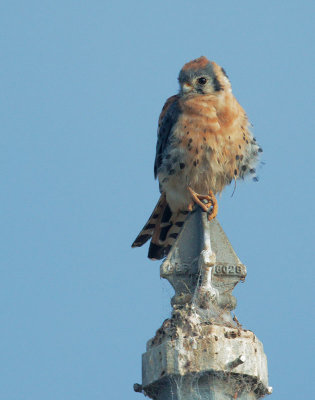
top-left (181, 56), bottom-right (210, 71)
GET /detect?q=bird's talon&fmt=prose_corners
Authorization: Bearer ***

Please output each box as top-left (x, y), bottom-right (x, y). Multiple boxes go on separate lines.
top-left (187, 187), bottom-right (217, 216)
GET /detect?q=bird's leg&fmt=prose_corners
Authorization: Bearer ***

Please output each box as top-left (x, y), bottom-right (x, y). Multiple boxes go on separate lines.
top-left (187, 187), bottom-right (218, 221)
top-left (207, 190), bottom-right (218, 221)
top-left (187, 187), bottom-right (212, 212)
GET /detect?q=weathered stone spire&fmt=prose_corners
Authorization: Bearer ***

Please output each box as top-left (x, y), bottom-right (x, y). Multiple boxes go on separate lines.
top-left (135, 209), bottom-right (272, 400)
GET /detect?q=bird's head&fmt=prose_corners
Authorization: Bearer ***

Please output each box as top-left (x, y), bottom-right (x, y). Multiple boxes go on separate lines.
top-left (178, 56), bottom-right (231, 96)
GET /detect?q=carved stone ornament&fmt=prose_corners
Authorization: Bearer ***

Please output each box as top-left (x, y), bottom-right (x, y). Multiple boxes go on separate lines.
top-left (161, 209), bottom-right (246, 326)
top-left (136, 209), bottom-right (271, 400)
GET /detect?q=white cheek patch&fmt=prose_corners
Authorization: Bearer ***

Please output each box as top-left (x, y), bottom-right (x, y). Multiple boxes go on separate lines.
top-left (222, 76), bottom-right (232, 92)
top-left (222, 77), bottom-right (229, 85)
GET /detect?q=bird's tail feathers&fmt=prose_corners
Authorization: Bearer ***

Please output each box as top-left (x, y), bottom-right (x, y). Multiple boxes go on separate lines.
top-left (131, 193), bottom-right (167, 248)
top-left (131, 193), bottom-right (188, 260)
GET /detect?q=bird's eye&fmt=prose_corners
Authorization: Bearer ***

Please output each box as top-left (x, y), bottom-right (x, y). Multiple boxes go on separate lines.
top-left (198, 77), bottom-right (207, 85)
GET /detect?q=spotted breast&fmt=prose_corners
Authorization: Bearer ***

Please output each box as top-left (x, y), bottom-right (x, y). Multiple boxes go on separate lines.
top-left (132, 56), bottom-right (262, 260)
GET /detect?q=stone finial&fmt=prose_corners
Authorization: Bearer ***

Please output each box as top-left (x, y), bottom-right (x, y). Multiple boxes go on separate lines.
top-left (138, 208), bottom-right (271, 400)
top-left (160, 208), bottom-right (246, 326)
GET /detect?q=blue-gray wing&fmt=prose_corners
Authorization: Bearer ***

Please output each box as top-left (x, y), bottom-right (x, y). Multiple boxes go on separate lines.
top-left (154, 95), bottom-right (180, 178)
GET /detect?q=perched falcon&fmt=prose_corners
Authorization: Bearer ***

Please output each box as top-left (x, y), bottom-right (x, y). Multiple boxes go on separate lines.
top-left (132, 56), bottom-right (262, 260)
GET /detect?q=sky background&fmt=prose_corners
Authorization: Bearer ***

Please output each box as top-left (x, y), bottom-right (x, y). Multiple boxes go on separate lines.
top-left (1, 1), bottom-right (314, 399)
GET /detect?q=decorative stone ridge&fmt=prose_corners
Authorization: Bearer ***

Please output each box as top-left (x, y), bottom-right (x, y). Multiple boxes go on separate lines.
top-left (143, 324), bottom-right (269, 397)
top-left (160, 211), bottom-right (247, 326)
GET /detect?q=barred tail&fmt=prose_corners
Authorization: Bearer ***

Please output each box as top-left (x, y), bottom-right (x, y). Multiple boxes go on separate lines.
top-left (131, 193), bottom-right (188, 260)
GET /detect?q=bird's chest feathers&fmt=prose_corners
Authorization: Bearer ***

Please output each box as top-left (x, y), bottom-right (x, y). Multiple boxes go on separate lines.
top-left (170, 97), bottom-right (228, 169)
top-left (159, 94), bottom-right (250, 194)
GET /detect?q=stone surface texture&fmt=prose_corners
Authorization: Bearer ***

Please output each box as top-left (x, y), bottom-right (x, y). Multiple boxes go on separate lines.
top-left (138, 209), bottom-right (271, 400)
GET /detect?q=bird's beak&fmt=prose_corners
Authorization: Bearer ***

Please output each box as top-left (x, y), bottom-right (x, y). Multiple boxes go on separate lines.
top-left (182, 83), bottom-right (193, 93)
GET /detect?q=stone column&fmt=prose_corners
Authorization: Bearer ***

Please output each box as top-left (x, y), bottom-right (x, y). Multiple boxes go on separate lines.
top-left (134, 208), bottom-right (272, 400)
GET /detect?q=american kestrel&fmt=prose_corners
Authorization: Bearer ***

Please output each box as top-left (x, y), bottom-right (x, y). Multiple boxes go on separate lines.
top-left (132, 56), bottom-right (262, 260)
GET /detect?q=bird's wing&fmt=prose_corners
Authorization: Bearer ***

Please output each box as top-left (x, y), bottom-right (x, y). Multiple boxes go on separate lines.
top-left (154, 95), bottom-right (180, 178)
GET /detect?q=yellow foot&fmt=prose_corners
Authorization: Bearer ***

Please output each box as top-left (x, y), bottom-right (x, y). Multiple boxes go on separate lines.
top-left (207, 190), bottom-right (218, 221)
top-left (187, 187), bottom-right (218, 221)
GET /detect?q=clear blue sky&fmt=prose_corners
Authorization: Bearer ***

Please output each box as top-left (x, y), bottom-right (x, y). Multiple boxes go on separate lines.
top-left (1, 1), bottom-right (314, 399)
